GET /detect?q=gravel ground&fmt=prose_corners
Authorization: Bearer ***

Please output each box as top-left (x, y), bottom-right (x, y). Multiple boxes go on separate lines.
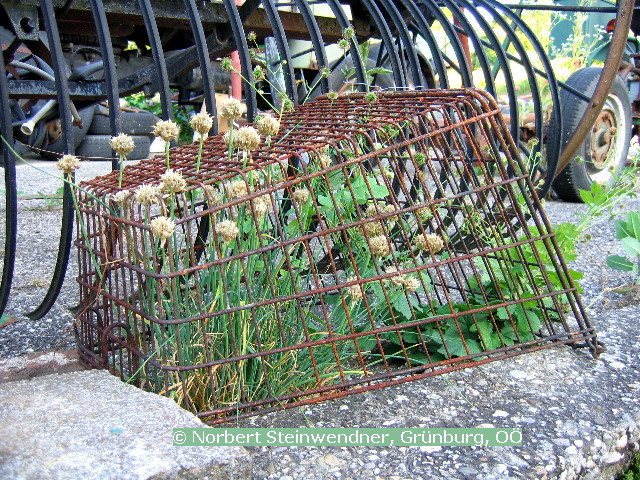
top-left (1, 156), bottom-right (639, 479)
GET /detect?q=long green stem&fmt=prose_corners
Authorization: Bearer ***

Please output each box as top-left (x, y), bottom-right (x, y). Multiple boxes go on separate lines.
top-left (195, 136), bottom-right (205, 174)
top-left (118, 155), bottom-right (125, 187)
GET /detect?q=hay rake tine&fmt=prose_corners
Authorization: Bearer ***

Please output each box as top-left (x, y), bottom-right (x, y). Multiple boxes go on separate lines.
top-left (401, 0), bottom-right (449, 88)
top-left (87, 0), bottom-right (122, 170)
top-left (324, 0), bottom-right (367, 90)
top-left (137, 0), bottom-right (174, 123)
top-left (293, 0), bottom-right (330, 95)
top-left (0, 53), bottom-right (17, 315)
top-left (222, 0), bottom-right (258, 121)
top-left (183, 0), bottom-right (219, 132)
top-left (262, 0), bottom-right (299, 105)
top-left (26, 0), bottom-right (77, 321)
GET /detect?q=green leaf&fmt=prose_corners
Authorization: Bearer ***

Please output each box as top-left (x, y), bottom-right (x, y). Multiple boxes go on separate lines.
top-left (616, 219), bottom-right (634, 240)
top-left (606, 254), bottom-right (635, 272)
top-left (516, 308), bottom-right (541, 333)
top-left (629, 211), bottom-right (640, 240)
top-left (317, 195), bottom-right (333, 208)
top-left (437, 329), bottom-right (483, 357)
top-left (474, 321), bottom-right (502, 350)
top-left (367, 67), bottom-right (394, 76)
top-left (621, 237), bottom-right (640, 257)
top-left (391, 292), bottom-right (412, 321)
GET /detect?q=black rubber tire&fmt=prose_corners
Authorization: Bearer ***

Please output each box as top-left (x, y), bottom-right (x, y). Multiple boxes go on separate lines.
top-left (549, 67), bottom-right (632, 202)
top-left (39, 105), bottom-right (96, 160)
top-left (75, 134), bottom-right (151, 160)
top-left (88, 110), bottom-right (160, 139)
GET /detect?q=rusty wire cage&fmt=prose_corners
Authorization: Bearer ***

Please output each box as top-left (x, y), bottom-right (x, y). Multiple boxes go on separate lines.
top-left (74, 89), bottom-right (597, 424)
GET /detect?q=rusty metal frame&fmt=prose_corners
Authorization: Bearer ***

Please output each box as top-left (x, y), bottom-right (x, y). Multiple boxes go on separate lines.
top-left (73, 90), bottom-right (598, 423)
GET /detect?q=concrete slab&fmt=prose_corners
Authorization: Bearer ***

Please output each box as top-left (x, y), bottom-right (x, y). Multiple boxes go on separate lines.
top-left (0, 370), bottom-right (251, 480)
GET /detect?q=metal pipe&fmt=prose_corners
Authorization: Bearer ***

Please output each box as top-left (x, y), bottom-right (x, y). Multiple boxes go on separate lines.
top-left (20, 99), bottom-right (57, 135)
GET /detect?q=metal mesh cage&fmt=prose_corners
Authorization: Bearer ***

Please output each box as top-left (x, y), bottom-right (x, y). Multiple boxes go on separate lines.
top-left (74, 89), bottom-right (597, 424)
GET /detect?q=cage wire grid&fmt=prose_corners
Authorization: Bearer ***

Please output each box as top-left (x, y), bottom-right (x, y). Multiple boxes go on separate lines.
top-left (73, 89), bottom-right (598, 424)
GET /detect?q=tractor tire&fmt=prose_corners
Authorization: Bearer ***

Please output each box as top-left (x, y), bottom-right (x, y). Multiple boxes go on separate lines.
top-left (549, 67), bottom-right (632, 202)
top-left (89, 110), bottom-right (160, 139)
top-left (75, 134), bottom-right (151, 160)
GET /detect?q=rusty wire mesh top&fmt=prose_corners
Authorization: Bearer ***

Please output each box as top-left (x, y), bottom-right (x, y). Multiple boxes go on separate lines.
top-left (80, 89), bottom-right (519, 196)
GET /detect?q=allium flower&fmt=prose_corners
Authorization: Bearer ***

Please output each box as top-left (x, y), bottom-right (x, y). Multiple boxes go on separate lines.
top-left (110, 133), bottom-right (135, 157)
top-left (414, 233), bottom-right (444, 253)
top-left (150, 216), bottom-right (175, 245)
top-left (220, 97), bottom-right (244, 121)
top-left (385, 266), bottom-right (405, 287)
top-left (346, 276), bottom-right (364, 301)
top-left (112, 190), bottom-right (131, 204)
top-left (135, 184), bottom-right (160, 205)
top-left (343, 25), bottom-right (355, 39)
top-left (318, 154), bottom-right (332, 169)
top-left (223, 131), bottom-right (231, 146)
top-left (404, 276), bottom-right (420, 293)
top-left (369, 235), bottom-right (393, 256)
top-left (234, 126), bottom-right (261, 153)
top-left (227, 180), bottom-right (249, 199)
top-left (215, 220), bottom-right (239, 243)
top-left (153, 120), bottom-right (180, 142)
top-left (293, 187), bottom-right (310, 205)
top-left (220, 57), bottom-right (233, 71)
top-left (203, 185), bottom-right (223, 207)
top-left (338, 38), bottom-right (350, 51)
top-left (364, 92), bottom-right (378, 104)
top-left (247, 31), bottom-right (257, 43)
top-left (190, 112), bottom-right (214, 135)
top-left (281, 97), bottom-right (295, 113)
top-left (56, 154), bottom-right (80, 174)
top-left (249, 195), bottom-right (270, 218)
top-left (327, 91), bottom-right (338, 101)
top-left (414, 151), bottom-right (427, 166)
top-left (416, 207), bottom-right (432, 220)
top-left (253, 65), bottom-right (265, 82)
top-left (256, 114), bottom-right (280, 137)
top-left (320, 66), bottom-right (331, 78)
top-left (160, 169), bottom-right (187, 194)
top-left (361, 221), bottom-right (383, 237)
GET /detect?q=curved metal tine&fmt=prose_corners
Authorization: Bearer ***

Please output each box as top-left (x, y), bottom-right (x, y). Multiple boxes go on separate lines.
top-left (0, 51), bottom-right (18, 316)
top-left (472, 0), bottom-right (543, 168)
top-left (400, 0), bottom-right (449, 89)
top-left (482, 0), bottom-right (562, 196)
top-left (27, 0), bottom-right (77, 320)
top-left (324, 0), bottom-right (367, 90)
top-left (414, 0), bottom-right (473, 87)
top-left (454, 0), bottom-right (519, 143)
top-left (87, 0), bottom-right (122, 171)
top-left (293, 0), bottom-right (330, 98)
top-left (137, 0), bottom-right (174, 123)
top-left (376, 0), bottom-right (424, 88)
top-left (222, 0), bottom-right (257, 121)
top-left (261, 0), bottom-right (299, 105)
top-left (183, 0), bottom-right (219, 130)
top-left (358, 0), bottom-right (406, 88)
top-left (438, 0), bottom-right (496, 96)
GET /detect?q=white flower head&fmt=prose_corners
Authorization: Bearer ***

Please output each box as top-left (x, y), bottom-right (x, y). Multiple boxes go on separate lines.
top-left (190, 112), bottom-right (214, 135)
top-left (56, 154), bottom-right (80, 174)
top-left (110, 133), bottom-right (135, 157)
top-left (153, 120), bottom-right (180, 142)
top-left (135, 184), bottom-right (160, 205)
top-left (160, 169), bottom-right (187, 194)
